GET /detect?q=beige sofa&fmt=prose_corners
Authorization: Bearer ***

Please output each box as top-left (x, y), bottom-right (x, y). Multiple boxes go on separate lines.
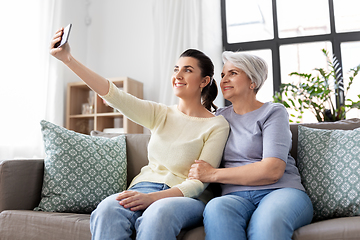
top-left (1, 119), bottom-right (360, 240)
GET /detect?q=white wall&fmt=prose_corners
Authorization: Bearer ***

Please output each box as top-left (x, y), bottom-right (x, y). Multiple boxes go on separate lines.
top-left (59, 0), bottom-right (156, 101)
top-left (86, 0), bottom-right (156, 101)
top-left (59, 0), bottom-right (224, 105)
top-left (56, 1), bottom-right (89, 85)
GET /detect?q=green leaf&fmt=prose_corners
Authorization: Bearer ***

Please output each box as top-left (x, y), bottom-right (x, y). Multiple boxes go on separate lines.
top-left (273, 48), bottom-right (359, 122)
top-left (283, 101), bottom-right (291, 108)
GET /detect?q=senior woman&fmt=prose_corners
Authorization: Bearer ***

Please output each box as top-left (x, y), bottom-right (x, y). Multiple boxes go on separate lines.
top-left (188, 51), bottom-right (313, 240)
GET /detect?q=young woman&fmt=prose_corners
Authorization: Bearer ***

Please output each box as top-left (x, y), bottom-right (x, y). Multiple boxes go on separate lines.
top-left (188, 51), bottom-right (313, 240)
top-left (50, 28), bottom-right (229, 240)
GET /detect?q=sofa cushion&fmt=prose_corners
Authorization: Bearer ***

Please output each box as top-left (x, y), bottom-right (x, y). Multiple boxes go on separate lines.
top-left (292, 216), bottom-right (360, 240)
top-left (297, 125), bottom-right (360, 221)
top-left (90, 131), bottom-right (123, 138)
top-left (0, 159), bottom-right (44, 212)
top-left (35, 120), bottom-right (127, 213)
top-left (0, 210), bottom-right (91, 240)
top-left (90, 131), bottom-right (151, 187)
top-left (0, 210), bottom-right (201, 240)
top-left (290, 118), bottom-right (360, 160)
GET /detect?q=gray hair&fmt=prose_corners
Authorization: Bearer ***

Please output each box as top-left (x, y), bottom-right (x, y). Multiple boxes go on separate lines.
top-left (222, 51), bottom-right (268, 93)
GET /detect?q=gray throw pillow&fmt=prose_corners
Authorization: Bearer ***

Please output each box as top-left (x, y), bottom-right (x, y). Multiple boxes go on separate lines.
top-left (35, 120), bottom-right (127, 213)
top-left (90, 130), bottom-right (123, 138)
top-left (297, 125), bottom-right (360, 221)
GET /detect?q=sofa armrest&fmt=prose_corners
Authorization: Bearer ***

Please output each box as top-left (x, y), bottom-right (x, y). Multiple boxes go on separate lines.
top-left (0, 159), bottom-right (44, 212)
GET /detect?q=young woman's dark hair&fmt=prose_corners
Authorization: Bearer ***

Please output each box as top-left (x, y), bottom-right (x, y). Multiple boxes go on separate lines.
top-left (180, 49), bottom-right (218, 112)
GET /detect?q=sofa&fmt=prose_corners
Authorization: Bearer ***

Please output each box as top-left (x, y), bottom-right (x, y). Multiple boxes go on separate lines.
top-left (1, 118), bottom-right (360, 240)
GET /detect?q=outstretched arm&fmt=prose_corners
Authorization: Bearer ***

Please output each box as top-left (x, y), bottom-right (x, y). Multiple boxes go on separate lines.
top-left (50, 27), bottom-right (109, 96)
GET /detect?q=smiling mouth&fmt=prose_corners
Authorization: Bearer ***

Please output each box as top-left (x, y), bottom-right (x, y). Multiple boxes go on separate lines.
top-left (223, 86), bottom-right (233, 91)
top-left (175, 83), bottom-right (186, 87)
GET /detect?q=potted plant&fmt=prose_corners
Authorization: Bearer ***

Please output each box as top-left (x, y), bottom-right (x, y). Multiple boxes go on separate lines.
top-left (273, 49), bottom-right (360, 122)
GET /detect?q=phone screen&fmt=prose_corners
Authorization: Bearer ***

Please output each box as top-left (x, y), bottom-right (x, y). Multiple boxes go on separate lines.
top-left (57, 24), bottom-right (72, 48)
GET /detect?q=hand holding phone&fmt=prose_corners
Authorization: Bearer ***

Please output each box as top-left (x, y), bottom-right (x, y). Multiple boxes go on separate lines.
top-left (55, 24), bottom-right (72, 48)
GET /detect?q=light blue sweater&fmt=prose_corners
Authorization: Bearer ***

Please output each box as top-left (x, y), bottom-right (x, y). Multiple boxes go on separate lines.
top-left (216, 102), bottom-right (305, 195)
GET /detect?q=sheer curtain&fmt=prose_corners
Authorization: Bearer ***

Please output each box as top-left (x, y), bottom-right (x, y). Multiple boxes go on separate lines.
top-left (0, 0), bottom-right (62, 160)
top-left (152, 0), bottom-right (224, 106)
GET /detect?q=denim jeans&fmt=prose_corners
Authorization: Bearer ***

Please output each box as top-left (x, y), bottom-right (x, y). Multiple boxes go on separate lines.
top-left (90, 182), bottom-right (205, 240)
top-left (203, 188), bottom-right (313, 240)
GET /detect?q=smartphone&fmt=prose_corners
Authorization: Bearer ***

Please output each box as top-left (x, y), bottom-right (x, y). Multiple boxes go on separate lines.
top-left (56, 23), bottom-right (72, 48)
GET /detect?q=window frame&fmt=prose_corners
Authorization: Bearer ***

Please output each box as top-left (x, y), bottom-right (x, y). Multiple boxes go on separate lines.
top-left (221, 0), bottom-right (360, 106)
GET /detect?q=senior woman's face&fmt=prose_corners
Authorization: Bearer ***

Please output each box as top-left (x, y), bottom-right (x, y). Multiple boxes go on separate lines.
top-left (220, 61), bottom-right (253, 101)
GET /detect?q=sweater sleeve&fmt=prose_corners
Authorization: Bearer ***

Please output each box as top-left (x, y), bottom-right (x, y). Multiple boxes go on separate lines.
top-left (262, 104), bottom-right (292, 162)
top-left (173, 119), bottom-right (229, 198)
top-left (100, 80), bottom-right (165, 130)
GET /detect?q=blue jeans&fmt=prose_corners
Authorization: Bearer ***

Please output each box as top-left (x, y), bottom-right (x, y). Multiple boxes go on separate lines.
top-left (90, 182), bottom-right (205, 240)
top-left (203, 188), bottom-right (313, 240)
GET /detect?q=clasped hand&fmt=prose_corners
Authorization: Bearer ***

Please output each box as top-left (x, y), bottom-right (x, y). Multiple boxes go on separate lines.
top-left (116, 191), bottom-right (156, 211)
top-left (188, 160), bottom-right (216, 183)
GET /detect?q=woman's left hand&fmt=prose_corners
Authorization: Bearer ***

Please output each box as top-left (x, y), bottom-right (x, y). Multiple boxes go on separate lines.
top-left (116, 191), bottom-right (156, 211)
top-left (188, 160), bottom-right (216, 182)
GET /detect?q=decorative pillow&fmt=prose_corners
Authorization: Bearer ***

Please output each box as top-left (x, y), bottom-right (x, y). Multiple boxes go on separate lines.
top-left (35, 120), bottom-right (127, 213)
top-left (290, 118), bottom-right (360, 159)
top-left (297, 125), bottom-right (360, 221)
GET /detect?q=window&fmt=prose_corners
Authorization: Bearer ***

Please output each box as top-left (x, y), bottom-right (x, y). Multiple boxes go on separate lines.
top-left (277, 0), bottom-right (330, 38)
top-left (279, 41), bottom-right (333, 84)
top-left (0, 0), bottom-right (54, 159)
top-left (340, 41), bottom-right (360, 119)
top-left (333, 0), bottom-right (360, 33)
top-left (225, 0), bottom-right (273, 43)
top-left (221, 0), bottom-right (360, 120)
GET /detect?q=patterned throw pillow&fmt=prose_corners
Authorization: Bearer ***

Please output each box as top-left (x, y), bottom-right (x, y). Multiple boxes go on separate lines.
top-left (297, 125), bottom-right (360, 221)
top-left (35, 120), bottom-right (127, 213)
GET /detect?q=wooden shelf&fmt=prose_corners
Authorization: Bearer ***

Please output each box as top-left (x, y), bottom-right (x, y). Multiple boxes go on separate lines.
top-left (69, 114), bottom-right (95, 118)
top-left (66, 77), bottom-right (143, 134)
top-left (96, 112), bottom-right (123, 117)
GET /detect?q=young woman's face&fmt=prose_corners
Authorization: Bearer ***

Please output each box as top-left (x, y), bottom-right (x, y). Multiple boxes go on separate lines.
top-left (172, 57), bottom-right (207, 99)
top-left (220, 61), bottom-right (253, 102)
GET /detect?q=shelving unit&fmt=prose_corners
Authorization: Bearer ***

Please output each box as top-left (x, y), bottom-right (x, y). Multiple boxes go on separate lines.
top-left (66, 77), bottom-right (143, 134)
